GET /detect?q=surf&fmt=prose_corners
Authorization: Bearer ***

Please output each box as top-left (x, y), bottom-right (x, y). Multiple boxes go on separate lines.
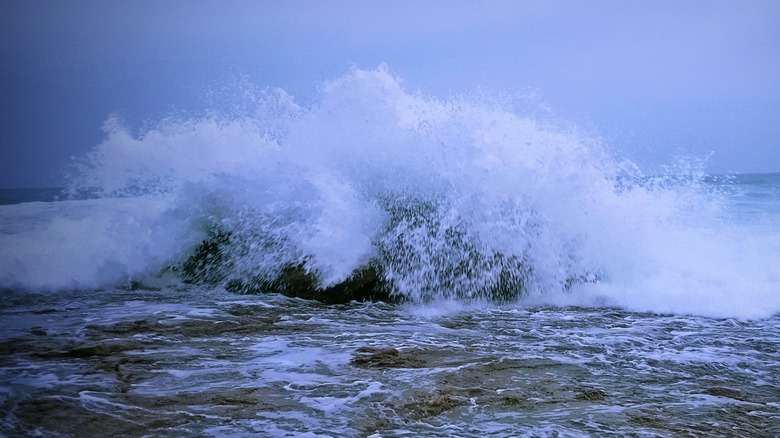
top-left (1, 66), bottom-right (778, 318)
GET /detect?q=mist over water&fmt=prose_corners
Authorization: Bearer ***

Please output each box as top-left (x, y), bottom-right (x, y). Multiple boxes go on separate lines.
top-left (2, 66), bottom-right (779, 318)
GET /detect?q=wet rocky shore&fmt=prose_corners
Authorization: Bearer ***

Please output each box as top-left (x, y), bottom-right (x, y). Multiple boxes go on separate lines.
top-left (2, 288), bottom-right (779, 436)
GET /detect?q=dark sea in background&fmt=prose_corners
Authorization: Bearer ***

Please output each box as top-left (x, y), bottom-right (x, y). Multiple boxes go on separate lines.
top-left (1, 68), bottom-right (779, 436)
top-left (0, 188), bottom-right (63, 206)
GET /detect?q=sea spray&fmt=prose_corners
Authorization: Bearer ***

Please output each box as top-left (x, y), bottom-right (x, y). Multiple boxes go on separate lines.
top-left (2, 66), bottom-right (779, 317)
top-left (179, 67), bottom-right (610, 301)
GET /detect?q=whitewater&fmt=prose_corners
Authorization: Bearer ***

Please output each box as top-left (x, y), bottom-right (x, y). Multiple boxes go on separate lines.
top-left (1, 67), bottom-right (779, 436)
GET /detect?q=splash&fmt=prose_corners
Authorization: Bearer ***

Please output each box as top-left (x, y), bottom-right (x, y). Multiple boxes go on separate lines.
top-left (2, 66), bottom-right (779, 318)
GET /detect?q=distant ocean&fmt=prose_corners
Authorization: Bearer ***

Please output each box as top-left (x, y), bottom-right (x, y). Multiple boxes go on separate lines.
top-left (2, 68), bottom-right (778, 436)
top-left (0, 187), bottom-right (63, 205)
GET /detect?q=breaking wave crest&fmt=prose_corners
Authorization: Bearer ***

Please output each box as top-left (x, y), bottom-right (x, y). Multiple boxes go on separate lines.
top-left (3, 66), bottom-right (779, 318)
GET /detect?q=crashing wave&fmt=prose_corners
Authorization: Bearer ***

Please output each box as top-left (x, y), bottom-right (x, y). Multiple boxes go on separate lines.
top-left (7, 65), bottom-right (772, 317)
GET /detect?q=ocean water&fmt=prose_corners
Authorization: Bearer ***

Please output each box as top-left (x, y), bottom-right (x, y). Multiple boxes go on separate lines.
top-left (1, 67), bottom-right (779, 436)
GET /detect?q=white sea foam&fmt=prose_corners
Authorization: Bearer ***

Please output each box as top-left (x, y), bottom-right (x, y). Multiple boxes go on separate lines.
top-left (1, 66), bottom-right (779, 318)
top-left (0, 197), bottom-right (198, 290)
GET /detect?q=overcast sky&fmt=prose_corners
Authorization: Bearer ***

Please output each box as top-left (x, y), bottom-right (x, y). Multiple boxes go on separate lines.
top-left (2, 0), bottom-right (779, 187)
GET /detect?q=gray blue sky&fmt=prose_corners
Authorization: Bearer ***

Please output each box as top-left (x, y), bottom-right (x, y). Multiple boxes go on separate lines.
top-left (2, 0), bottom-right (779, 187)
